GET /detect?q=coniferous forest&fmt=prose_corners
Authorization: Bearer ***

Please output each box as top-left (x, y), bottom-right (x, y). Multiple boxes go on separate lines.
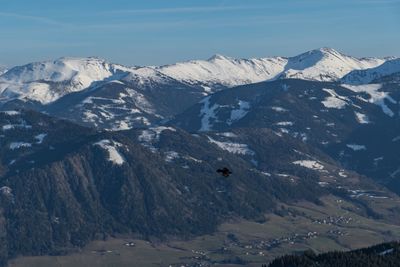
top-left (266, 241), bottom-right (400, 267)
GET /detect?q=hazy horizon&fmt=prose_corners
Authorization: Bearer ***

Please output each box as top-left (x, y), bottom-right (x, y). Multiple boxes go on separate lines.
top-left (0, 0), bottom-right (399, 67)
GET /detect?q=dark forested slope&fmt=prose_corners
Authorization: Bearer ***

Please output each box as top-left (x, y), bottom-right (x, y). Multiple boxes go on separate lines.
top-left (267, 241), bottom-right (400, 267)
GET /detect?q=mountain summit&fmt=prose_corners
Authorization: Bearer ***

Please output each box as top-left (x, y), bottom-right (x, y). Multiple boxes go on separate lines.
top-left (0, 57), bottom-right (135, 104)
top-left (280, 47), bottom-right (385, 81)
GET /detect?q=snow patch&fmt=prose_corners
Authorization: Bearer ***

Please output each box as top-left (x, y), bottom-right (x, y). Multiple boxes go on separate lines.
top-left (392, 136), bottom-right (400, 142)
top-left (108, 80), bottom-right (125, 85)
top-left (10, 142), bottom-right (31, 150)
top-left (34, 133), bottom-right (47, 144)
top-left (1, 110), bottom-right (20, 116)
top-left (0, 186), bottom-right (13, 196)
top-left (183, 155), bottom-right (202, 163)
top-left (293, 160), bottom-right (324, 170)
top-left (346, 144), bottom-right (366, 151)
top-left (164, 151), bottom-right (180, 162)
top-left (379, 248), bottom-right (394, 256)
top-left (228, 100), bottom-right (250, 124)
top-left (2, 122), bottom-right (32, 131)
top-left (355, 112), bottom-right (370, 124)
top-left (138, 126), bottom-right (176, 143)
top-left (124, 89), bottom-right (156, 115)
top-left (199, 96), bottom-right (219, 131)
top-left (318, 182), bottom-right (329, 187)
top-left (208, 136), bottom-right (255, 155)
top-left (270, 106), bottom-right (288, 112)
top-left (276, 121), bottom-right (294, 126)
top-left (321, 88), bottom-right (348, 109)
top-left (111, 121), bottom-right (131, 131)
top-left (217, 132), bottom-right (238, 138)
top-left (94, 139), bottom-right (125, 165)
top-left (342, 84), bottom-right (396, 117)
top-left (201, 85), bottom-right (212, 94)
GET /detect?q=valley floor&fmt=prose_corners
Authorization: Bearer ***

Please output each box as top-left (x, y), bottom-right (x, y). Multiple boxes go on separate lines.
top-left (8, 195), bottom-right (400, 267)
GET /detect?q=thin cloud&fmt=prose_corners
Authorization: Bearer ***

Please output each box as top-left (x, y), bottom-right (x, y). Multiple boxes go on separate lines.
top-left (76, 12), bottom-right (354, 32)
top-left (361, 0), bottom-right (400, 3)
top-left (100, 5), bottom-right (268, 15)
top-left (0, 12), bottom-right (67, 26)
top-left (344, 0), bottom-right (400, 5)
top-left (300, 0), bottom-right (400, 4)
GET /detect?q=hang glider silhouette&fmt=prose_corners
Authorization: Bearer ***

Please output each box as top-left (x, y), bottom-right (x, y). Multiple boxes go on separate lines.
top-left (216, 167), bottom-right (232, 177)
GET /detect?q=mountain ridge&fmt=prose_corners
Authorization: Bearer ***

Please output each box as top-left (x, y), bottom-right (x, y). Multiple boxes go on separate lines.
top-left (155, 47), bottom-right (387, 88)
top-left (0, 48), bottom-right (394, 106)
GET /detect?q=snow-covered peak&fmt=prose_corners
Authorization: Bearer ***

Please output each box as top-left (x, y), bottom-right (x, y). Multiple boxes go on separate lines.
top-left (0, 57), bottom-right (138, 104)
top-left (281, 48), bottom-right (385, 81)
top-left (0, 48), bottom-right (396, 105)
top-left (155, 54), bottom-right (288, 88)
top-left (319, 47), bottom-right (340, 53)
top-left (285, 47), bottom-right (352, 70)
top-left (342, 58), bottom-right (400, 84)
top-left (156, 48), bottom-right (387, 88)
top-left (207, 54), bottom-right (234, 62)
top-left (121, 67), bottom-right (177, 86)
top-left (1, 57), bottom-right (115, 84)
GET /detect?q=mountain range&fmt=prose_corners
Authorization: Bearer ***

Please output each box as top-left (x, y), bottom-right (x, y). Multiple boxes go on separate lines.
top-left (0, 48), bottom-right (399, 131)
top-left (1, 48), bottom-right (400, 266)
top-left (0, 48), bottom-right (395, 103)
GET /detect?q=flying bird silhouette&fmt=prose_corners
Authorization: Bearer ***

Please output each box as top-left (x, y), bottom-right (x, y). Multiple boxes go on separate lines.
top-left (216, 167), bottom-right (232, 177)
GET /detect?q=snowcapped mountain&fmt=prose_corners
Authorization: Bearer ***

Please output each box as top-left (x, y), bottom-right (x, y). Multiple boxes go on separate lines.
top-left (0, 48), bottom-right (394, 106)
top-left (342, 58), bottom-right (400, 84)
top-left (154, 54), bottom-right (287, 89)
top-left (0, 57), bottom-right (208, 130)
top-left (279, 47), bottom-right (385, 81)
top-left (155, 48), bottom-right (386, 89)
top-left (0, 57), bottom-right (138, 104)
top-left (0, 48), bottom-right (398, 131)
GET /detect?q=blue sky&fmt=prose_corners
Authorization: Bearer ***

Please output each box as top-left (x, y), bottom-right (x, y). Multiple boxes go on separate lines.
top-left (0, 0), bottom-right (399, 66)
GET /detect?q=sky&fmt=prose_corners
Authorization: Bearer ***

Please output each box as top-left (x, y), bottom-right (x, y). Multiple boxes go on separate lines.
top-left (0, 0), bottom-right (399, 67)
